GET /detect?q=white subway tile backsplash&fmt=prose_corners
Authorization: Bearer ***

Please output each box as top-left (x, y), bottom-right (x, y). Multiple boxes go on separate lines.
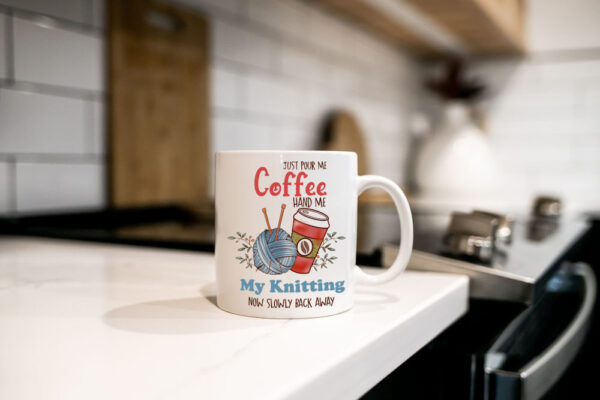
top-left (273, 123), bottom-right (319, 150)
top-left (305, 8), bottom-right (349, 58)
top-left (212, 19), bottom-right (276, 70)
top-left (490, 90), bottom-right (577, 111)
top-left (0, 88), bottom-right (88, 153)
top-left (213, 117), bottom-right (274, 151)
top-left (0, 162), bottom-right (10, 213)
top-left (302, 87), bottom-right (337, 118)
top-left (330, 63), bottom-right (361, 93)
top-left (537, 60), bottom-right (600, 84)
top-left (580, 90), bottom-right (600, 116)
top-left (498, 145), bottom-right (572, 166)
top-left (348, 29), bottom-right (399, 72)
top-left (16, 162), bottom-right (105, 212)
top-left (247, 0), bottom-right (308, 41)
top-left (244, 72), bottom-right (301, 118)
top-left (347, 97), bottom-right (381, 134)
top-left (528, 0), bottom-right (600, 52)
top-left (214, 115), bottom-right (319, 152)
top-left (2, 0), bottom-right (422, 211)
top-left (211, 66), bottom-right (241, 110)
top-left (370, 153), bottom-right (403, 183)
top-left (469, 45), bottom-right (600, 210)
top-left (487, 118), bottom-right (599, 138)
top-left (171, 0), bottom-right (242, 15)
top-left (489, 129), bottom-right (574, 150)
top-left (571, 125), bottom-right (600, 147)
top-left (569, 147), bottom-right (600, 174)
top-left (368, 136), bottom-right (404, 165)
top-left (90, 0), bottom-right (105, 28)
top-left (0, 0), bottom-right (88, 25)
top-left (280, 46), bottom-right (330, 85)
top-left (372, 106), bottom-right (406, 135)
top-left (91, 100), bottom-right (105, 154)
top-left (13, 18), bottom-right (103, 91)
top-left (468, 61), bottom-right (540, 92)
top-left (0, 14), bottom-right (6, 79)
top-left (567, 172), bottom-right (600, 193)
top-left (485, 105), bottom-right (577, 125)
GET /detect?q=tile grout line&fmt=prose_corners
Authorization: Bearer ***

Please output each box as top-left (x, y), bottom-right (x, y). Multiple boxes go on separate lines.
top-left (212, 57), bottom-right (402, 110)
top-left (0, 153), bottom-right (104, 164)
top-left (0, 3), bottom-right (103, 37)
top-left (84, 0), bottom-right (95, 28)
top-left (0, 79), bottom-right (104, 101)
top-left (210, 5), bottom-right (404, 83)
top-left (84, 100), bottom-right (94, 154)
top-left (7, 155), bottom-right (17, 215)
top-left (5, 9), bottom-right (14, 83)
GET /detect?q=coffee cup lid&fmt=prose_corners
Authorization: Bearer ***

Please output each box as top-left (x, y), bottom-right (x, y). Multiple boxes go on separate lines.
top-left (293, 208), bottom-right (330, 229)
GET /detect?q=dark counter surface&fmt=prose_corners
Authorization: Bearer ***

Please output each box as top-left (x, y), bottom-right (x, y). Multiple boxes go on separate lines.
top-left (0, 206), bottom-right (382, 265)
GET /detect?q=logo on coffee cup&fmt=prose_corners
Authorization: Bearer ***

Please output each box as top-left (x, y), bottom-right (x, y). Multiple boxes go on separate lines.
top-left (290, 208), bottom-right (329, 274)
top-left (297, 238), bottom-right (313, 256)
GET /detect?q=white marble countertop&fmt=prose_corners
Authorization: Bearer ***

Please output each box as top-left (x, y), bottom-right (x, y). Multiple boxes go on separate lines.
top-left (0, 237), bottom-right (468, 400)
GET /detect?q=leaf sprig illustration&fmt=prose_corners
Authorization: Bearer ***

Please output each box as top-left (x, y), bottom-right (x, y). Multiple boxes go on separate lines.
top-left (314, 231), bottom-right (345, 270)
top-left (227, 232), bottom-right (256, 269)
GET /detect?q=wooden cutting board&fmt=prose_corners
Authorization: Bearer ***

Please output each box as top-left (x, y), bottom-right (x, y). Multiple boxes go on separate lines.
top-left (321, 110), bottom-right (370, 175)
top-left (108, 0), bottom-right (210, 212)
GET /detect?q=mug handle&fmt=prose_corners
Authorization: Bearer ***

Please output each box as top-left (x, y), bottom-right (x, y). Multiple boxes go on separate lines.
top-left (354, 175), bottom-right (413, 284)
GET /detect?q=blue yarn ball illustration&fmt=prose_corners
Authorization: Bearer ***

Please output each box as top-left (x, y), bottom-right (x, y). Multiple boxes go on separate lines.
top-left (253, 229), bottom-right (297, 275)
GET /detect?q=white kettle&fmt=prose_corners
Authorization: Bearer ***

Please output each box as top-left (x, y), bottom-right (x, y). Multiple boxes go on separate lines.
top-left (414, 102), bottom-right (501, 201)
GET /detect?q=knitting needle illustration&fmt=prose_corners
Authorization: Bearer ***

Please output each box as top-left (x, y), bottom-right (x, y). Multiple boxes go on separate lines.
top-left (275, 204), bottom-right (286, 240)
top-left (255, 204), bottom-right (296, 275)
top-left (261, 207), bottom-right (272, 234)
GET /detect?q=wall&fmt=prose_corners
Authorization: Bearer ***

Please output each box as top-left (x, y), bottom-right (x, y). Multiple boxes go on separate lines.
top-left (9, 0), bottom-right (592, 216)
top-left (182, 0), bottom-right (420, 194)
top-left (0, 0), bottom-right (421, 215)
top-left (0, 0), bottom-right (105, 215)
top-left (466, 0), bottom-right (600, 212)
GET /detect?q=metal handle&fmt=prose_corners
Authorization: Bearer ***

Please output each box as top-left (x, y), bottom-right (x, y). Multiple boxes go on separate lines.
top-left (485, 263), bottom-right (596, 400)
top-left (520, 263), bottom-right (596, 398)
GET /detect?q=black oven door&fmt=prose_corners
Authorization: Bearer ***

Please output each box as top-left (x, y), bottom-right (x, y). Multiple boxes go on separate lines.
top-left (484, 262), bottom-right (596, 400)
top-left (363, 262), bottom-right (596, 400)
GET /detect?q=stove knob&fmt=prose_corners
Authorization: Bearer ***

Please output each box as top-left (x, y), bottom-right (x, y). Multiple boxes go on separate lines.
top-left (444, 212), bottom-right (498, 261)
top-left (472, 210), bottom-right (514, 244)
top-left (532, 196), bottom-right (562, 219)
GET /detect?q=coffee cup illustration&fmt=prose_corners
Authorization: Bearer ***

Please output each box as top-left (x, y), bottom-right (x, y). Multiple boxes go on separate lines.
top-left (291, 208), bottom-right (330, 274)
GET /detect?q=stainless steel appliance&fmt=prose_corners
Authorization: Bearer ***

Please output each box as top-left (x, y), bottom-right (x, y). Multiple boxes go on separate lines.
top-left (384, 208), bottom-right (589, 304)
top-left (375, 198), bottom-right (596, 400)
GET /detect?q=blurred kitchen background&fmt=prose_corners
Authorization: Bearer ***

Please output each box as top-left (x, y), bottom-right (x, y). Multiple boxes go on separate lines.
top-left (3, 3), bottom-right (600, 397)
top-left (0, 0), bottom-right (598, 218)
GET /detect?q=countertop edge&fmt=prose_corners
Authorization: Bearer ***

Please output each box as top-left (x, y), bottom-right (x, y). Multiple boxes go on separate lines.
top-left (286, 275), bottom-right (470, 400)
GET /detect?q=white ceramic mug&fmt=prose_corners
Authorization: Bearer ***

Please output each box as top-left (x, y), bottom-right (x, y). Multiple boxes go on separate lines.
top-left (215, 151), bottom-right (413, 318)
